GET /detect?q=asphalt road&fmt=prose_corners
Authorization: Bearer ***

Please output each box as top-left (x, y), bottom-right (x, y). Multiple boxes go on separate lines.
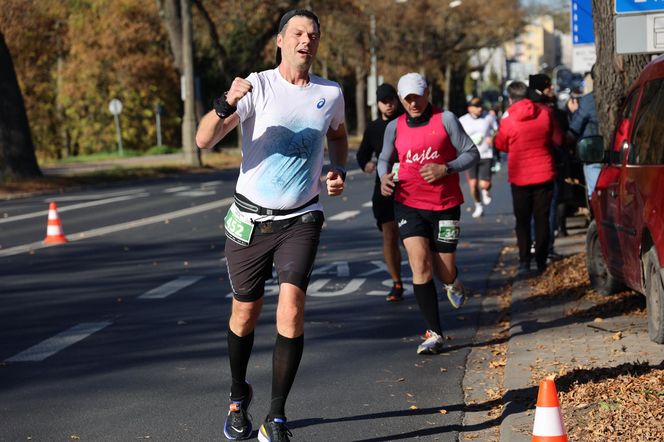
top-left (0, 164), bottom-right (516, 441)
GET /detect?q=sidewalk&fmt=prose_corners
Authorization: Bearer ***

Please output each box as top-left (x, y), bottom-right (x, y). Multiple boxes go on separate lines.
top-left (497, 220), bottom-right (662, 440)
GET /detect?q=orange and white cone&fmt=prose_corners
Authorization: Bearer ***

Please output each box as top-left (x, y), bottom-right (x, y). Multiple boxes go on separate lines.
top-left (43, 202), bottom-right (68, 244)
top-left (532, 379), bottom-right (568, 441)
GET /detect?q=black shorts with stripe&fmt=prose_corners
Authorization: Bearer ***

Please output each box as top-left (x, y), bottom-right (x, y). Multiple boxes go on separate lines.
top-left (224, 210), bottom-right (325, 302)
top-left (394, 202), bottom-right (461, 253)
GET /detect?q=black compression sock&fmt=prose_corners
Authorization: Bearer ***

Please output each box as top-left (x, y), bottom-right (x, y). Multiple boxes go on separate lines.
top-left (227, 328), bottom-right (254, 400)
top-left (268, 333), bottom-right (304, 420)
top-left (413, 280), bottom-right (443, 335)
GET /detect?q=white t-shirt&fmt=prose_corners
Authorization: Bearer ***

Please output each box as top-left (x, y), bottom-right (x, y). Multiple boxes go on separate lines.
top-left (235, 68), bottom-right (345, 218)
top-left (459, 113), bottom-right (497, 159)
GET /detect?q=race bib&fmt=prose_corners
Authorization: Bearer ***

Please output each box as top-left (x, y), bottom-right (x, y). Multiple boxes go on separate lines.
top-left (224, 204), bottom-right (255, 246)
top-left (392, 162), bottom-right (400, 182)
top-left (471, 133), bottom-right (484, 146)
top-left (437, 220), bottom-right (460, 243)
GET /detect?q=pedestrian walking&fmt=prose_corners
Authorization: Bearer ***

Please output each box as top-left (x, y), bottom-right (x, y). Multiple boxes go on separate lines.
top-left (568, 67), bottom-right (600, 201)
top-left (378, 73), bottom-right (479, 355)
top-left (195, 9), bottom-right (348, 442)
top-left (494, 81), bottom-right (564, 275)
top-left (459, 97), bottom-right (497, 218)
top-left (356, 83), bottom-right (405, 302)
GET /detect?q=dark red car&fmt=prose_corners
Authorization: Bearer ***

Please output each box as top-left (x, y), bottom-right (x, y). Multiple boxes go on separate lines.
top-left (577, 55), bottom-right (664, 344)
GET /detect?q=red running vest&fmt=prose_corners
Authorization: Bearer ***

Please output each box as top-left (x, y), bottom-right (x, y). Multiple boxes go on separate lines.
top-left (394, 109), bottom-right (464, 211)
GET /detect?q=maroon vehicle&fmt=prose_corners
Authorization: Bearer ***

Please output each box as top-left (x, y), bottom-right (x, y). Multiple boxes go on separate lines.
top-left (577, 54), bottom-right (664, 344)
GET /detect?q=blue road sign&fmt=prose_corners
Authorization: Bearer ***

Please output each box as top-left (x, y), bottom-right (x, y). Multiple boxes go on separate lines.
top-left (616, 0), bottom-right (664, 14)
top-left (572, 0), bottom-right (594, 45)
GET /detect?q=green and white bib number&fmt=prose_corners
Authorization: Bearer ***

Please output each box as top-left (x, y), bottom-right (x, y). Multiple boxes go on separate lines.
top-left (224, 205), bottom-right (254, 246)
top-left (391, 162), bottom-right (400, 182)
top-left (437, 220), bottom-right (460, 243)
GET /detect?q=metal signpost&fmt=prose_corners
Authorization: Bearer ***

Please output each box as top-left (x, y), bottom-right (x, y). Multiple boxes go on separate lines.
top-left (155, 103), bottom-right (163, 147)
top-left (108, 98), bottom-right (124, 156)
top-left (571, 0), bottom-right (596, 73)
top-left (615, 0), bottom-right (664, 54)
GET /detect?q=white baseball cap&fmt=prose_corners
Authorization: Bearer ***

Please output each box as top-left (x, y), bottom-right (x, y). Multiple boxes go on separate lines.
top-left (398, 73), bottom-right (427, 98)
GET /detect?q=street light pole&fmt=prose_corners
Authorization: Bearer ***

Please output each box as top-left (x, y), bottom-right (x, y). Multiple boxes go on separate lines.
top-left (369, 13), bottom-right (378, 121)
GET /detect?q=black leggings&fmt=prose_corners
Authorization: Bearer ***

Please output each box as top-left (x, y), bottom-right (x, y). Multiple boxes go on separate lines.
top-left (510, 181), bottom-right (553, 267)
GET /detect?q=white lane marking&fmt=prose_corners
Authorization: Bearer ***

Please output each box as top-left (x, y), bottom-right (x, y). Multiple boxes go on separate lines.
top-left (164, 186), bottom-right (191, 193)
top-left (176, 190), bottom-right (216, 197)
top-left (328, 210), bottom-right (360, 221)
top-left (139, 276), bottom-right (204, 299)
top-left (201, 180), bottom-right (223, 188)
top-left (0, 193), bottom-right (149, 225)
top-left (0, 197), bottom-right (234, 257)
top-left (362, 201), bottom-right (372, 208)
top-left (309, 278), bottom-right (366, 297)
top-left (44, 188), bottom-right (147, 202)
top-left (5, 322), bottom-right (112, 362)
top-left (311, 261), bottom-right (350, 277)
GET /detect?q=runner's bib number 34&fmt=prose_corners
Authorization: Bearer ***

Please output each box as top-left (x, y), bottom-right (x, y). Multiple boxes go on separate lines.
top-left (438, 220), bottom-right (460, 243)
top-left (224, 204), bottom-right (254, 246)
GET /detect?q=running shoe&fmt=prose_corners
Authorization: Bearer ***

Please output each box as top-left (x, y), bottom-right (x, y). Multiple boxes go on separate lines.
top-left (223, 384), bottom-right (253, 440)
top-left (481, 189), bottom-right (492, 205)
top-left (444, 279), bottom-right (466, 309)
top-left (417, 330), bottom-right (445, 355)
top-left (258, 417), bottom-right (292, 442)
top-left (472, 204), bottom-right (483, 218)
top-left (385, 282), bottom-right (404, 302)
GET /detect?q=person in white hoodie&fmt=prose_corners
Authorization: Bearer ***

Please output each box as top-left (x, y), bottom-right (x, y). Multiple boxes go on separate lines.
top-left (459, 97), bottom-right (497, 218)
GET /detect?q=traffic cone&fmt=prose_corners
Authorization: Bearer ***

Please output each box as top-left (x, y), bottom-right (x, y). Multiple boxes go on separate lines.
top-left (43, 202), bottom-right (68, 244)
top-left (532, 378), bottom-right (568, 441)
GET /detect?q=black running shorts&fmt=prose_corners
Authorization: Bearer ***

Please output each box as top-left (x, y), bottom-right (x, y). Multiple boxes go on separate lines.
top-left (371, 182), bottom-right (396, 230)
top-left (467, 158), bottom-right (493, 181)
top-left (394, 202), bottom-right (461, 253)
top-left (224, 211), bottom-right (324, 302)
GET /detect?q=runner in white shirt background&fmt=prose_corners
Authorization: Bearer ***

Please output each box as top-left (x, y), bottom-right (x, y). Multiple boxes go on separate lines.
top-left (458, 97), bottom-right (497, 218)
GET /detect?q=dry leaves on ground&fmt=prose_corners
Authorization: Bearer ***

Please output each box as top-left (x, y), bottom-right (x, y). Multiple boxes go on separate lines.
top-left (560, 362), bottom-right (664, 441)
top-left (524, 253), bottom-right (663, 441)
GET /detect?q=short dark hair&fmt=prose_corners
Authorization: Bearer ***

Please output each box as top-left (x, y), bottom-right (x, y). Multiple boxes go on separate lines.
top-left (507, 81), bottom-right (528, 102)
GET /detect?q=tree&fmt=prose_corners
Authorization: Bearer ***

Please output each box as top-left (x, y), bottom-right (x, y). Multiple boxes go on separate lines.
top-left (0, 31), bottom-right (42, 179)
top-left (591, 0), bottom-right (650, 141)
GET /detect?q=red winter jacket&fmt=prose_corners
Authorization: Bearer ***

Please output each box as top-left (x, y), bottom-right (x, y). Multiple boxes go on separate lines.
top-left (494, 99), bottom-right (564, 186)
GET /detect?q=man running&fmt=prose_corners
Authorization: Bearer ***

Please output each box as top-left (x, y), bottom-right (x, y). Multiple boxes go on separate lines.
top-left (196, 9), bottom-right (348, 442)
top-left (459, 97), bottom-right (497, 218)
top-left (356, 83), bottom-right (404, 302)
top-left (378, 73), bottom-right (479, 354)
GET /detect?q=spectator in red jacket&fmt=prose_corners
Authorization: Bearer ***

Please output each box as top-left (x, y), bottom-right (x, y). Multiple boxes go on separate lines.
top-left (494, 81), bottom-right (564, 275)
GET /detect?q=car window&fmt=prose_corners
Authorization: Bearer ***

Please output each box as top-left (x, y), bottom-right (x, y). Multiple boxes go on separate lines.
top-left (610, 89), bottom-right (639, 164)
top-left (630, 78), bottom-right (664, 165)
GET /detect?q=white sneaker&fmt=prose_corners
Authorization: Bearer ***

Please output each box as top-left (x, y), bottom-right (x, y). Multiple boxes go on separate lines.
top-left (472, 203), bottom-right (483, 218)
top-left (481, 189), bottom-right (492, 205)
top-left (444, 279), bottom-right (466, 309)
top-left (417, 330), bottom-right (445, 355)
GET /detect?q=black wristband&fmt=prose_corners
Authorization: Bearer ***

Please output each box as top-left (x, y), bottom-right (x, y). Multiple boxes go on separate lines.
top-left (214, 92), bottom-right (237, 119)
top-left (332, 166), bottom-right (347, 182)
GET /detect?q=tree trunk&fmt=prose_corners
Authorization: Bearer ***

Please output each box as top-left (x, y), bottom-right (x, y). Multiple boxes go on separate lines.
top-left (157, 0), bottom-right (183, 74)
top-left (181, 0), bottom-right (200, 166)
top-left (0, 32), bottom-right (42, 180)
top-left (591, 0), bottom-right (650, 143)
top-left (355, 66), bottom-right (367, 136)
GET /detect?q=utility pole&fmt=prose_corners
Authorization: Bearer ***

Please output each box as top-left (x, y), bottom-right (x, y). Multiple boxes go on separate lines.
top-left (369, 13), bottom-right (378, 121)
top-left (181, 0), bottom-right (200, 166)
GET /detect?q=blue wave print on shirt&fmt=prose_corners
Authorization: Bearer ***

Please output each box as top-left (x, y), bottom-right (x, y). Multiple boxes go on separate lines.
top-left (256, 125), bottom-right (324, 204)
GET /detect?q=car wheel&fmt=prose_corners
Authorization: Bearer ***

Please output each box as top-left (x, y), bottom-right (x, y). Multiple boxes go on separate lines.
top-left (585, 220), bottom-right (622, 295)
top-left (644, 246), bottom-right (664, 344)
